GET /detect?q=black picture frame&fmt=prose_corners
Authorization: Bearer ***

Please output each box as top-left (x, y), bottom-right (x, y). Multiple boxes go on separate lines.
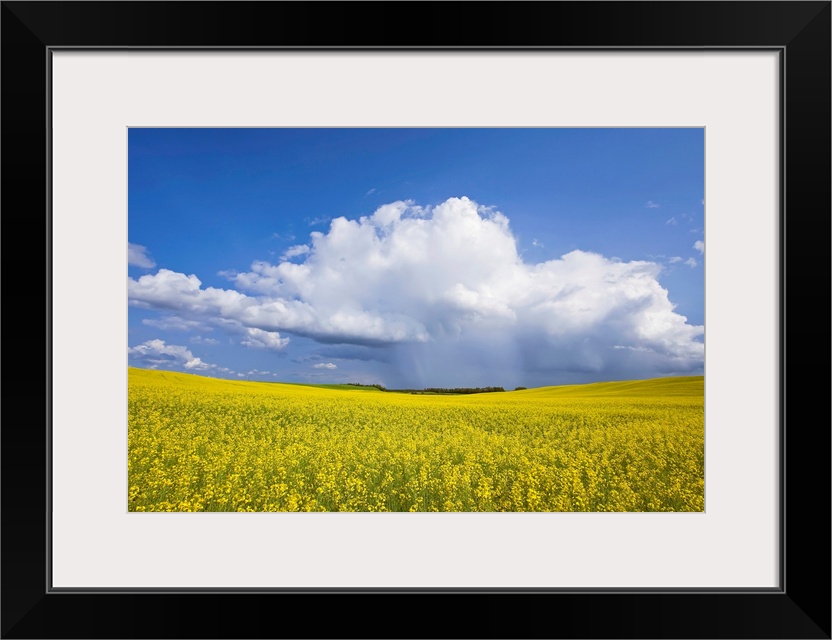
top-left (2, 2), bottom-right (829, 638)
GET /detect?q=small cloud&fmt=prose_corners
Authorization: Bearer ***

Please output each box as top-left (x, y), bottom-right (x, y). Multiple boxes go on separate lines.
top-left (243, 369), bottom-right (273, 378)
top-left (646, 201), bottom-right (660, 209)
top-left (306, 216), bottom-right (331, 227)
top-left (241, 327), bottom-right (290, 351)
top-left (190, 335), bottom-right (219, 345)
top-left (128, 243), bottom-right (156, 268)
top-left (281, 244), bottom-right (310, 260)
top-left (693, 240), bottom-right (704, 254)
top-left (143, 316), bottom-right (208, 332)
top-left (184, 357), bottom-right (212, 370)
top-left (532, 239), bottom-right (544, 248)
top-left (665, 217), bottom-right (677, 225)
top-left (366, 188), bottom-right (377, 196)
top-left (668, 256), bottom-right (683, 264)
top-left (128, 339), bottom-right (215, 371)
top-left (685, 257), bottom-right (698, 268)
top-left (313, 362), bottom-right (337, 370)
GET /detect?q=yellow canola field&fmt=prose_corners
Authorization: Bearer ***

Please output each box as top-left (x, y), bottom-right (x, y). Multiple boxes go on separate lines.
top-left (128, 368), bottom-right (704, 512)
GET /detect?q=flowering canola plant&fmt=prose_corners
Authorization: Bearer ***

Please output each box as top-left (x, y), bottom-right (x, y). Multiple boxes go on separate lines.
top-left (128, 368), bottom-right (704, 512)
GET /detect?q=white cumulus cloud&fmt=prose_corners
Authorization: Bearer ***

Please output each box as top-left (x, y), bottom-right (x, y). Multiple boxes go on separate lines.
top-left (128, 339), bottom-right (213, 370)
top-left (281, 244), bottom-right (310, 260)
top-left (313, 362), bottom-right (337, 369)
top-left (240, 327), bottom-right (290, 351)
top-left (128, 197), bottom-right (704, 385)
top-left (128, 243), bottom-right (156, 268)
top-left (693, 240), bottom-right (704, 254)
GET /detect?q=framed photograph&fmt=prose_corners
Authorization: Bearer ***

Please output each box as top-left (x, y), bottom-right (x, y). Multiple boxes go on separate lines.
top-left (3, 2), bottom-right (829, 638)
top-left (125, 125), bottom-right (707, 517)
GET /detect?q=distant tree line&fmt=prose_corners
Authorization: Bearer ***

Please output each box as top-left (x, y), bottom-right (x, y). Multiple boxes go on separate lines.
top-left (421, 386), bottom-right (505, 395)
top-left (346, 382), bottom-right (388, 391)
top-left (345, 383), bottom-right (510, 395)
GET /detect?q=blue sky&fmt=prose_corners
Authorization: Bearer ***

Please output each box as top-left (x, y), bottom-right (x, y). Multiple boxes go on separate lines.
top-left (128, 128), bottom-right (704, 388)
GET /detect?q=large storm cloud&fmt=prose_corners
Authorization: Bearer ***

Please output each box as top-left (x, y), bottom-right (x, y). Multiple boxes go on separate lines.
top-left (129, 197), bottom-right (703, 387)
